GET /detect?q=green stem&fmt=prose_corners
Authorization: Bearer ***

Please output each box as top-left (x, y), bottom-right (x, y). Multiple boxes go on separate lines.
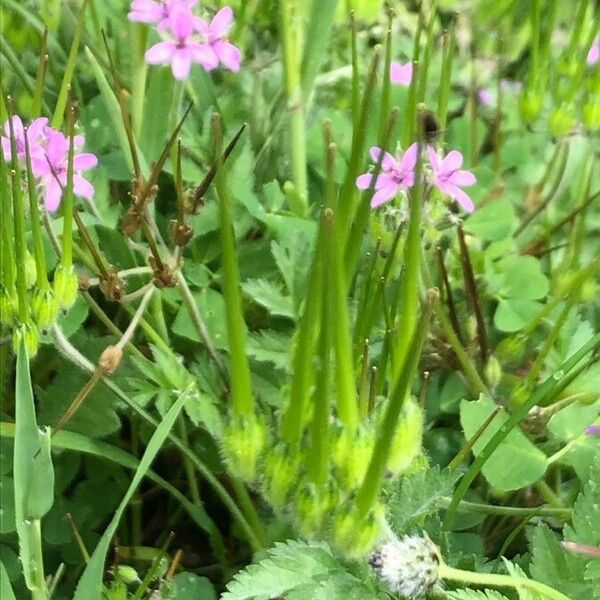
top-left (62, 107), bottom-right (75, 270)
top-left (440, 497), bottom-right (571, 520)
top-left (355, 290), bottom-right (436, 519)
top-left (535, 480), bottom-right (564, 509)
top-left (439, 563), bottom-right (571, 600)
top-left (391, 162), bottom-right (423, 384)
top-left (130, 24), bottom-right (148, 139)
top-left (30, 519), bottom-right (48, 600)
top-left (213, 114), bottom-right (254, 416)
top-left (437, 21), bottom-right (455, 143)
top-left (280, 0), bottom-right (307, 215)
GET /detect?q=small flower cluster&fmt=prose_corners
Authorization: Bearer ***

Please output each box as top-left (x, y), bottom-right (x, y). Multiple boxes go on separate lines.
top-left (356, 143), bottom-right (476, 213)
top-left (128, 1), bottom-right (241, 80)
top-left (2, 115), bottom-right (97, 212)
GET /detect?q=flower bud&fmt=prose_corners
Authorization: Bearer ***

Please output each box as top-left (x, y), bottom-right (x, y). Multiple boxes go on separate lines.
top-left (25, 251), bottom-right (37, 289)
top-left (295, 483), bottom-right (333, 535)
top-left (386, 398), bottom-right (423, 477)
top-left (484, 355), bottom-right (502, 389)
top-left (549, 104), bottom-right (575, 137)
top-left (496, 337), bottom-right (524, 362)
top-left (98, 345), bottom-right (123, 375)
top-left (333, 425), bottom-right (374, 490)
top-left (465, 315), bottom-right (477, 342)
top-left (221, 413), bottom-right (267, 483)
top-left (114, 565), bottom-right (141, 585)
top-left (369, 535), bottom-right (441, 598)
top-left (0, 285), bottom-right (16, 326)
top-left (262, 444), bottom-right (301, 508)
top-left (12, 321), bottom-right (39, 357)
top-left (519, 90), bottom-right (542, 124)
top-left (53, 264), bottom-right (78, 310)
top-left (32, 288), bottom-right (58, 331)
top-left (332, 502), bottom-right (384, 558)
top-left (583, 101), bottom-right (600, 132)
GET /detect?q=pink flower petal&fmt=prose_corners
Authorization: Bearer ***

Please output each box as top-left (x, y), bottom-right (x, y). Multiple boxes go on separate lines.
top-left (146, 41), bottom-right (176, 64)
top-left (369, 146), bottom-right (396, 170)
top-left (45, 131), bottom-right (69, 165)
top-left (445, 183), bottom-right (475, 212)
top-left (210, 6), bottom-right (233, 37)
top-left (195, 17), bottom-right (210, 37)
top-left (400, 142), bottom-right (419, 172)
top-left (427, 145), bottom-right (441, 173)
top-left (441, 150), bottom-right (463, 174)
top-left (73, 153), bottom-right (98, 171)
top-left (390, 61), bottom-right (413, 86)
top-left (171, 47), bottom-right (193, 80)
top-left (1, 137), bottom-right (11, 161)
top-left (27, 117), bottom-right (48, 142)
top-left (356, 173), bottom-right (374, 189)
top-left (370, 183), bottom-right (400, 208)
top-left (6, 115), bottom-right (24, 140)
top-left (44, 177), bottom-right (63, 212)
top-left (587, 40), bottom-right (600, 66)
top-left (189, 44), bottom-right (219, 70)
top-left (31, 157), bottom-right (49, 176)
top-left (450, 169), bottom-right (476, 186)
top-left (169, 6), bottom-right (195, 39)
top-left (74, 174), bottom-right (95, 199)
top-left (214, 40), bottom-right (241, 71)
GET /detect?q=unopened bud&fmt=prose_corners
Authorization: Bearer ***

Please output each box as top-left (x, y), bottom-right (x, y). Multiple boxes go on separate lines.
top-left (25, 252), bottom-right (36, 289)
top-left (549, 104), bottom-right (575, 137)
top-left (221, 413), bottom-right (267, 483)
top-left (496, 337), bottom-right (524, 362)
top-left (332, 502), bottom-right (384, 557)
top-left (262, 444), bottom-right (300, 508)
top-left (295, 483), bottom-right (333, 535)
top-left (99, 345), bottom-right (123, 374)
top-left (32, 288), bottom-right (58, 330)
top-left (114, 565), bottom-right (141, 585)
top-left (333, 425), bottom-right (374, 490)
top-left (53, 264), bottom-right (78, 310)
top-left (169, 219), bottom-right (193, 247)
top-left (0, 285), bottom-right (16, 326)
top-left (484, 355), bottom-right (502, 388)
top-left (519, 90), bottom-right (542, 124)
top-left (369, 535), bottom-right (441, 598)
top-left (12, 322), bottom-right (39, 357)
top-left (386, 398), bottom-right (423, 477)
top-left (583, 101), bottom-right (600, 131)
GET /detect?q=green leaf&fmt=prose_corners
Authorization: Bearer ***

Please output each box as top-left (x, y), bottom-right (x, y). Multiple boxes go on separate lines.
top-left (172, 288), bottom-right (229, 349)
top-left (221, 539), bottom-right (356, 600)
top-left (495, 256), bottom-right (550, 300)
top-left (242, 278), bottom-right (296, 319)
top-left (247, 330), bottom-right (292, 372)
top-left (464, 200), bottom-right (516, 241)
top-left (167, 572), bottom-right (217, 600)
top-left (446, 590), bottom-right (509, 600)
top-left (73, 385), bottom-right (193, 600)
top-left (459, 396), bottom-right (547, 491)
top-left (387, 466), bottom-right (456, 534)
top-left (0, 560), bottom-right (16, 600)
top-left (494, 298), bottom-right (542, 332)
top-left (565, 455), bottom-right (600, 546)
top-left (14, 341), bottom-right (55, 590)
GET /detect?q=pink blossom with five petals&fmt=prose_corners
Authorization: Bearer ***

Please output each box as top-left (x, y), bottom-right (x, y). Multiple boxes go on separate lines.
top-left (145, 7), bottom-right (217, 79)
top-left (31, 129), bottom-right (98, 213)
top-left (356, 143), bottom-right (419, 208)
top-left (195, 7), bottom-right (241, 72)
top-left (1, 115), bottom-right (49, 163)
top-left (427, 146), bottom-right (476, 213)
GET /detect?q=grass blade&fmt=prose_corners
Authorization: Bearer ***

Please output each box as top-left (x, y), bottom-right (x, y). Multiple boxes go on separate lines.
top-left (72, 384), bottom-right (194, 600)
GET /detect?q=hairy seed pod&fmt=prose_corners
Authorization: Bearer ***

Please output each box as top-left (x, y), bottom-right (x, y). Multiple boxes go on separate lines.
top-left (32, 288), bottom-right (58, 330)
top-left (221, 413), bottom-right (267, 484)
top-left (332, 502), bottom-right (384, 558)
top-left (333, 425), bottom-right (375, 490)
top-left (262, 444), bottom-right (301, 508)
top-left (386, 398), bottom-right (423, 477)
top-left (53, 264), bottom-right (78, 310)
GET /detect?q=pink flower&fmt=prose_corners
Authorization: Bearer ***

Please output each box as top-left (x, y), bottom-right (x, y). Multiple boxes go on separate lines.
top-left (145, 7), bottom-right (217, 79)
top-left (390, 61), bottom-right (413, 86)
top-left (587, 40), bottom-right (599, 66)
top-left (128, 0), bottom-right (198, 30)
top-left (427, 146), bottom-right (476, 213)
top-left (31, 129), bottom-right (97, 213)
top-left (356, 143), bottom-right (418, 208)
top-left (477, 89), bottom-right (494, 106)
top-left (586, 425), bottom-right (600, 436)
top-left (196, 7), bottom-right (241, 72)
top-left (1, 115), bottom-right (48, 163)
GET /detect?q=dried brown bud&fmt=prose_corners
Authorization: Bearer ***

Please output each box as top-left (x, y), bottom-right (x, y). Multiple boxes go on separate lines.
top-left (99, 265), bottom-right (127, 301)
top-left (149, 257), bottom-right (178, 288)
top-left (78, 274), bottom-right (91, 292)
top-left (169, 219), bottom-right (193, 246)
top-left (122, 209), bottom-right (143, 237)
top-left (98, 345), bottom-right (123, 374)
